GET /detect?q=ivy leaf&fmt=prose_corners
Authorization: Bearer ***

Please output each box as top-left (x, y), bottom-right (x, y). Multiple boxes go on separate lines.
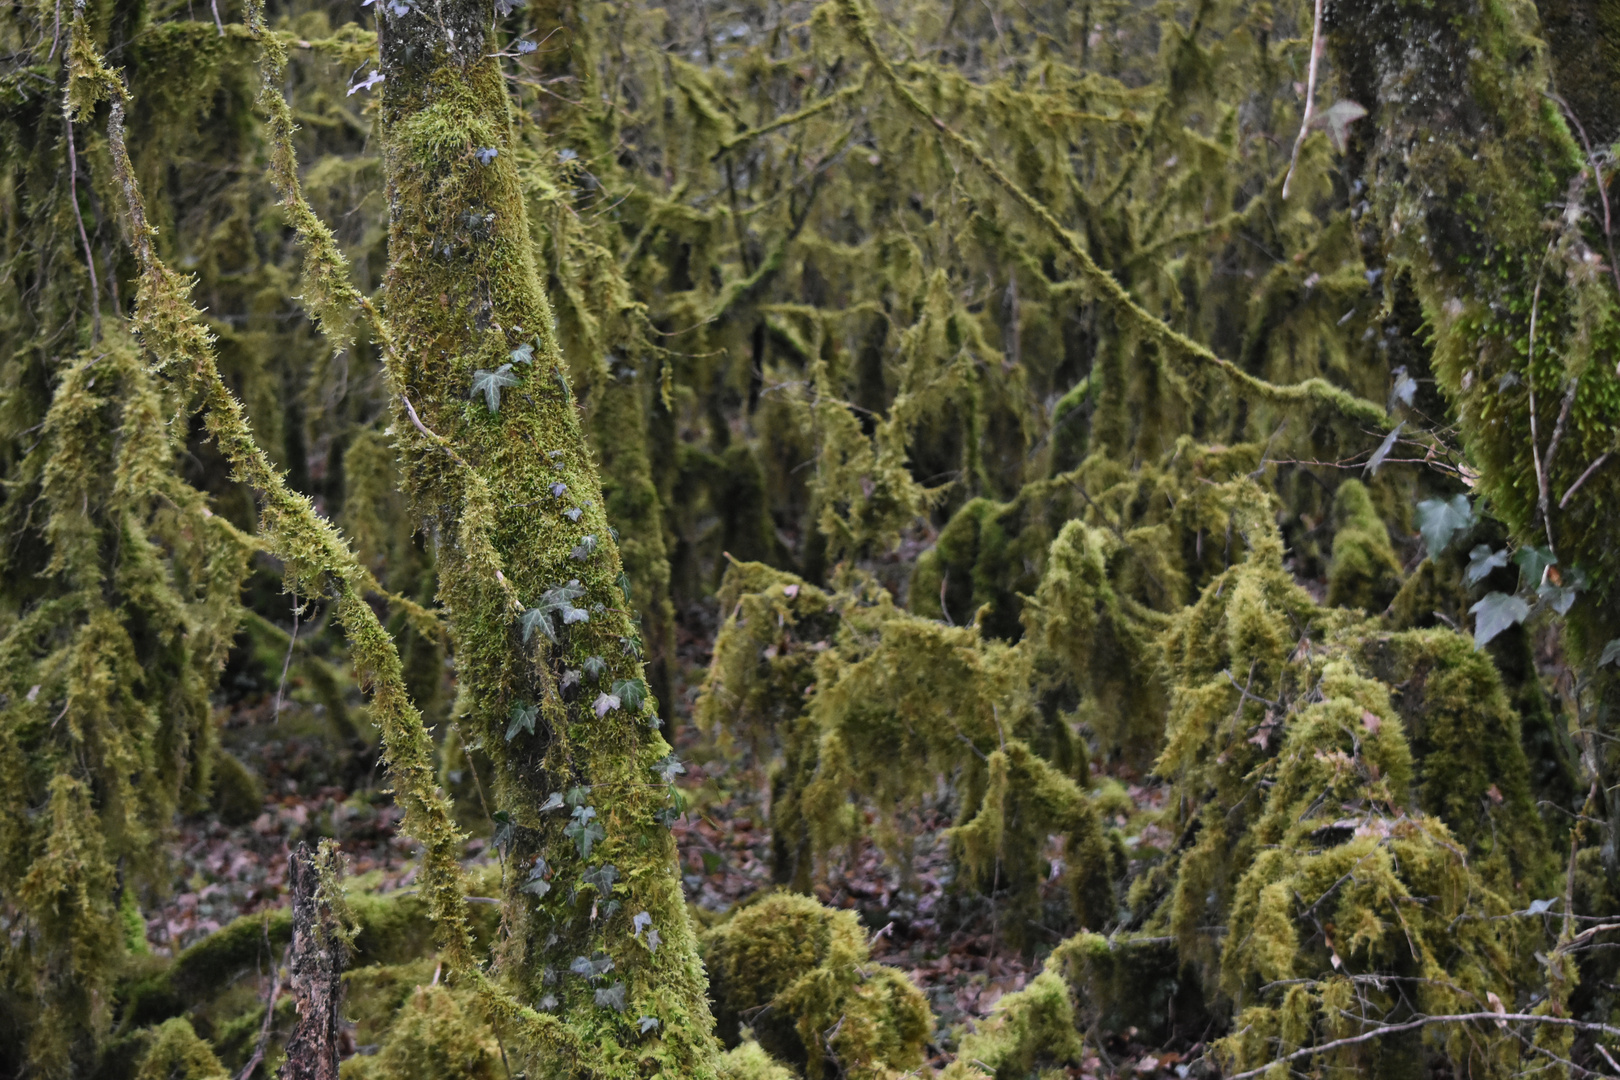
top-left (565, 785), bottom-right (592, 807)
top-left (1416, 495), bottom-right (1474, 561)
top-left (571, 534), bottom-right (597, 561)
top-left (550, 481), bottom-right (568, 497)
top-left (564, 507), bottom-right (583, 522)
top-left (1363, 421), bottom-right (1403, 477)
top-left (506, 702), bottom-right (539, 741)
top-left (1601, 640), bottom-right (1620, 667)
top-left (492, 810), bottom-right (515, 854)
top-left (510, 342), bottom-right (534, 365)
top-left (470, 363), bottom-right (518, 411)
top-left (1469, 591), bottom-right (1530, 650)
top-left (1538, 582), bottom-right (1579, 616)
top-left (1515, 545), bottom-right (1558, 590)
top-left (615, 570), bottom-right (633, 602)
top-left (1388, 368), bottom-right (1418, 410)
top-left (565, 806), bottom-right (605, 858)
top-left (522, 580), bottom-right (589, 643)
top-left (581, 863), bottom-right (618, 898)
top-left (560, 669), bottom-right (581, 692)
top-left (539, 791), bottom-right (565, 813)
top-left (1465, 545), bottom-right (1509, 587)
top-left (570, 953), bottom-right (613, 981)
top-left (645, 928), bottom-right (661, 954)
top-left (475, 146), bottom-right (499, 165)
top-left (1310, 99), bottom-right (1369, 152)
top-left (632, 910), bottom-right (652, 939)
top-left (652, 754), bottom-right (685, 784)
top-left (594, 692), bottom-right (620, 718)
top-left (582, 655), bottom-right (606, 680)
top-left (521, 855), bottom-right (551, 897)
top-left (538, 993), bottom-right (559, 1011)
top-left (521, 607), bottom-right (557, 644)
top-left (638, 1016), bottom-right (660, 1034)
top-left (594, 982), bottom-right (627, 1012)
top-left (612, 677), bottom-right (648, 712)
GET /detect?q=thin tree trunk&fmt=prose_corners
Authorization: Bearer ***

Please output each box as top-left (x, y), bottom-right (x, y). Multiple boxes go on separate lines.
top-left (375, 4), bottom-right (721, 1077)
top-left (278, 844), bottom-right (347, 1080)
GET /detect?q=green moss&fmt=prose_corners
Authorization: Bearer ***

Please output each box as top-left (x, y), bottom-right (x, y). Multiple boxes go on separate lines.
top-left (1325, 480), bottom-right (1403, 613)
top-left (133, 1018), bottom-right (229, 1080)
top-left (942, 968), bottom-right (1084, 1080)
top-left (702, 893), bottom-right (932, 1080)
top-left (715, 1040), bottom-right (795, 1080)
top-left (344, 986), bottom-right (502, 1080)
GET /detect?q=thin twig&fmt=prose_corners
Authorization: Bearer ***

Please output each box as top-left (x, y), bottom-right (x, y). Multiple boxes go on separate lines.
top-left (1227, 1011), bottom-right (1620, 1080)
top-left (1527, 244), bottom-right (1555, 551)
top-left (238, 937), bottom-right (291, 1080)
top-left (1281, 0), bottom-right (1325, 200)
top-left (273, 593), bottom-right (300, 723)
top-left (63, 118), bottom-right (101, 342)
top-left (211, 0), bottom-right (224, 35)
top-left (1561, 453), bottom-right (1612, 509)
top-left (1547, 91), bottom-right (1620, 298)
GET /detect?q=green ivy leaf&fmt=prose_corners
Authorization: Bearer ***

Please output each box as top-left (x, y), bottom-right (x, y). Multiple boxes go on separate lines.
top-left (1465, 545), bottom-right (1509, 587)
top-left (582, 655), bottom-right (606, 680)
top-left (613, 677), bottom-right (648, 712)
top-left (581, 863), bottom-right (618, 898)
top-left (1514, 545), bottom-right (1557, 590)
top-left (510, 342), bottom-right (534, 365)
top-left (1469, 591), bottom-right (1529, 650)
top-left (470, 363), bottom-right (519, 412)
top-left (594, 982), bottom-right (627, 1012)
top-left (506, 702), bottom-right (538, 741)
top-left (1600, 640), bottom-right (1620, 667)
top-left (1416, 494), bottom-right (1474, 561)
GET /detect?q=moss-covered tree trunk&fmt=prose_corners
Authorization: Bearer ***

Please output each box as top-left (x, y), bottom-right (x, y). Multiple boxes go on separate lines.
top-left (375, 4), bottom-right (720, 1077)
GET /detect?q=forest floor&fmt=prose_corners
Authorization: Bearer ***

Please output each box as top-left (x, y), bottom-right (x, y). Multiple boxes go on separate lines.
top-left (144, 595), bottom-right (1190, 1077)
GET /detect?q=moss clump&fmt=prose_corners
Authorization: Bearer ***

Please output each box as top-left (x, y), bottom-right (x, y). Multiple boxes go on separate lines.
top-left (207, 746), bottom-right (265, 827)
top-left (134, 1018), bottom-right (230, 1080)
top-left (1325, 480), bottom-right (1403, 613)
top-left (344, 986), bottom-right (501, 1080)
top-left (703, 893), bottom-right (932, 1080)
top-left (715, 1040), bottom-right (795, 1080)
top-left (940, 967), bottom-right (1085, 1080)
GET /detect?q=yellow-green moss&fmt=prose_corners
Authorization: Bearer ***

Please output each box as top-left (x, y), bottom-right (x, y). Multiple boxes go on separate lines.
top-left (702, 893), bottom-right (932, 1080)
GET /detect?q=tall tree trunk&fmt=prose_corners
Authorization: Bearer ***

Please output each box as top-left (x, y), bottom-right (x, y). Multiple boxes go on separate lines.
top-left (375, 4), bottom-right (721, 1077)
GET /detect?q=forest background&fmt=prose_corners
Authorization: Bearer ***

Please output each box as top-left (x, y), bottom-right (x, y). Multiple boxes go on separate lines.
top-left (6, 0), bottom-right (1620, 1077)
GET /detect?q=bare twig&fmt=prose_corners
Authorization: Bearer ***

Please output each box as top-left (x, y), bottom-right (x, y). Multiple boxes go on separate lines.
top-left (1527, 245), bottom-right (1556, 550)
top-left (1561, 453), bottom-right (1612, 509)
top-left (273, 592), bottom-right (301, 723)
top-left (237, 933), bottom-right (291, 1080)
top-left (1227, 1011), bottom-right (1620, 1080)
top-left (62, 118), bottom-right (101, 342)
top-left (1281, 0), bottom-right (1325, 200)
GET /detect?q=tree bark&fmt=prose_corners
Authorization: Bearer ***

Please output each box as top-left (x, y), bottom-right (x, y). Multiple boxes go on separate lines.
top-left (278, 844), bottom-right (347, 1080)
top-left (375, 3), bottom-right (721, 1077)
